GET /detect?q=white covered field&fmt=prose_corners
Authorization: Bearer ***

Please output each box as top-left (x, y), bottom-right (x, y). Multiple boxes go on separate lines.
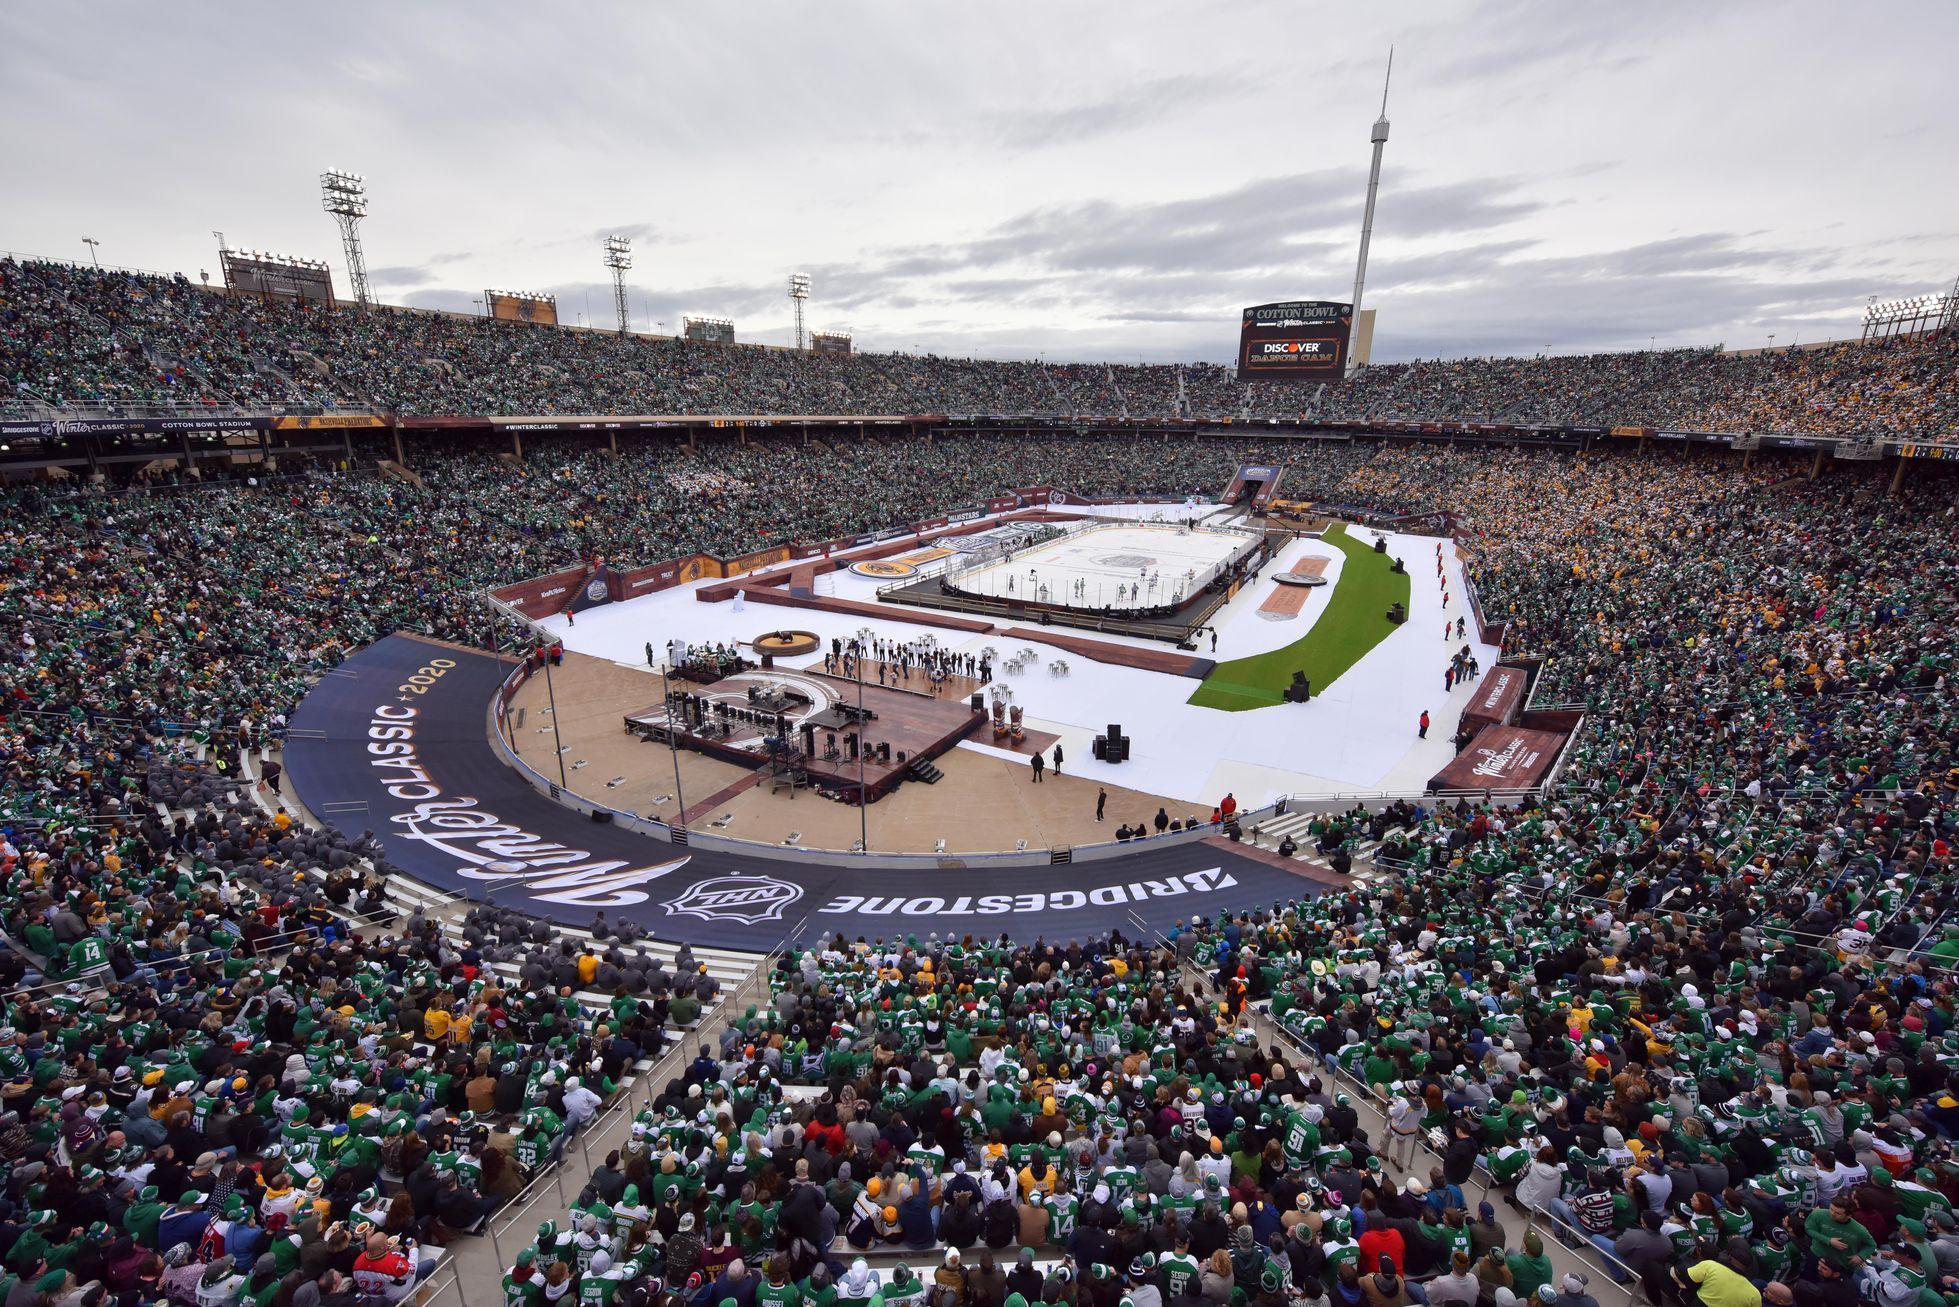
top-left (947, 522), bottom-right (1248, 611)
top-left (540, 504), bottom-right (1501, 808)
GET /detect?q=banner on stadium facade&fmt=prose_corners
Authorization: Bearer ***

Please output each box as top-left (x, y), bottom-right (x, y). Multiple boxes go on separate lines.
top-left (722, 545), bottom-right (791, 575)
top-left (399, 416), bottom-right (494, 431)
top-left (947, 508), bottom-right (984, 524)
top-left (912, 516), bottom-right (949, 533)
top-left (273, 414), bottom-right (386, 430)
top-left (676, 555), bottom-right (722, 583)
top-left (499, 418), bottom-right (687, 433)
top-left (490, 565), bottom-right (591, 616)
top-left (281, 635), bottom-right (1320, 948)
top-left (620, 561), bottom-right (684, 594)
top-left (0, 416), bottom-right (270, 437)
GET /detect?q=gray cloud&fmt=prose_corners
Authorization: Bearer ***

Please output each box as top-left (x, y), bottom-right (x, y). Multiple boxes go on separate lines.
top-left (593, 224), bottom-right (660, 245)
top-left (986, 76), bottom-right (1234, 149)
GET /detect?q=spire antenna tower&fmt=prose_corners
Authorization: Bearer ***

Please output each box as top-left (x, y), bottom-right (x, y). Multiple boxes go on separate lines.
top-left (1348, 49), bottom-right (1392, 376)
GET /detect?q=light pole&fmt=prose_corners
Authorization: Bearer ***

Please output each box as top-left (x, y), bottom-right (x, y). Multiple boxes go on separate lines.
top-left (82, 238), bottom-right (100, 267)
top-left (539, 638), bottom-right (569, 788)
top-left (788, 273), bottom-right (810, 351)
top-left (856, 657), bottom-right (868, 852)
top-left (659, 662), bottom-right (689, 828)
top-left (603, 235), bottom-right (632, 334)
top-left (1768, 334), bottom-right (1776, 352)
top-left (319, 169), bottom-right (373, 308)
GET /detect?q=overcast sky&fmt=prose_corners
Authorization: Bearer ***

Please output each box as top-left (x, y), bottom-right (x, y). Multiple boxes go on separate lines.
top-left (3, 2), bottom-right (1955, 364)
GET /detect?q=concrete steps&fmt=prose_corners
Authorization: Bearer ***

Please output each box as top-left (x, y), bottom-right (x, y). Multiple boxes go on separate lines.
top-left (1240, 811), bottom-right (1390, 882)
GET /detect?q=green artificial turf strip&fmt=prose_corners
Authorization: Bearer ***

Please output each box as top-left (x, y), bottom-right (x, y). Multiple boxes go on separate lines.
top-left (1187, 522), bottom-right (1412, 711)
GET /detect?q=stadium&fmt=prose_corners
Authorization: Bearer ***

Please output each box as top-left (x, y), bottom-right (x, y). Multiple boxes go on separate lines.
top-left (3, 10), bottom-right (1958, 1307)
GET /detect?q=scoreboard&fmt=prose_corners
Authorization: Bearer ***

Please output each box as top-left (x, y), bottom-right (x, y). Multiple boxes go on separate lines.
top-left (1236, 301), bottom-right (1353, 381)
top-left (485, 290), bottom-right (559, 326)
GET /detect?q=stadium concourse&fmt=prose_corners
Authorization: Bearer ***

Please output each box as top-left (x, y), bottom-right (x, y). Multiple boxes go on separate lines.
top-left (0, 254), bottom-right (1955, 1307)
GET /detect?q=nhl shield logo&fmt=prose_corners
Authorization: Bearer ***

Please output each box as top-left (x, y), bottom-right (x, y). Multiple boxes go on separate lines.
top-left (662, 875), bottom-right (803, 925)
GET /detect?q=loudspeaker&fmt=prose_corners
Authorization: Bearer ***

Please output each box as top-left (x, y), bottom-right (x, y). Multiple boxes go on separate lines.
top-left (591, 811), bottom-right (613, 824)
top-left (1092, 737), bottom-right (1108, 761)
top-left (970, 694), bottom-right (984, 712)
top-left (1107, 724), bottom-right (1123, 740)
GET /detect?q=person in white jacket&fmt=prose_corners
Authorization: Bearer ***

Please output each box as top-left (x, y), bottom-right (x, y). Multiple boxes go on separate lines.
top-left (1513, 1147), bottom-right (1566, 1214)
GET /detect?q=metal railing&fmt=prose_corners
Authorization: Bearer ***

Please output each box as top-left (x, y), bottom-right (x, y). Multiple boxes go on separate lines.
top-left (479, 924), bottom-right (796, 1269)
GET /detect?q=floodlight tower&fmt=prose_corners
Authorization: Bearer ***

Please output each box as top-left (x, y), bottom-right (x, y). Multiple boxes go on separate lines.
top-left (788, 273), bottom-right (811, 350)
top-left (1347, 50), bottom-right (1392, 376)
top-left (320, 169), bottom-right (372, 308)
top-left (603, 235), bottom-right (633, 334)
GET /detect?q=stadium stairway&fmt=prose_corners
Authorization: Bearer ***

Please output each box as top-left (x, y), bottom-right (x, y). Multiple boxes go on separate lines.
top-left (1240, 809), bottom-right (1389, 884)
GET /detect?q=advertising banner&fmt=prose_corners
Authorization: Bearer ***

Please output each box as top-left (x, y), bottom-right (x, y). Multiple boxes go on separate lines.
top-left (1428, 725), bottom-right (1566, 793)
top-left (490, 565), bottom-right (591, 616)
top-left (620, 561), bottom-right (683, 595)
top-left (1459, 665), bottom-right (1527, 735)
top-left (282, 636), bottom-right (1320, 949)
top-left (0, 416), bottom-right (271, 437)
top-left (272, 414), bottom-right (386, 430)
top-left (723, 545), bottom-right (791, 575)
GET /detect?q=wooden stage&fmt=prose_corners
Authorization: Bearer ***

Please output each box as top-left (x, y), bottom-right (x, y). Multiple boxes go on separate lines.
top-left (624, 667), bottom-right (986, 800)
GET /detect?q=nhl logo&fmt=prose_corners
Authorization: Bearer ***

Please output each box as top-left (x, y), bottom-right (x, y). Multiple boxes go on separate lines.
top-left (585, 578), bottom-right (608, 601)
top-left (662, 875), bottom-right (803, 925)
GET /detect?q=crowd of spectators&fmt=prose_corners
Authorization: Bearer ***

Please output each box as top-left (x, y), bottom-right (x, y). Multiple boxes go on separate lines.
top-left (479, 870), bottom-right (1959, 1307)
top-left (6, 258), bottom-right (1957, 436)
top-left (0, 277), bottom-right (1957, 1307)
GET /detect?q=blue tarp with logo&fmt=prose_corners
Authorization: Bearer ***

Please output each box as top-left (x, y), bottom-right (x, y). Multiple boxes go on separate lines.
top-left (282, 634), bottom-right (1322, 952)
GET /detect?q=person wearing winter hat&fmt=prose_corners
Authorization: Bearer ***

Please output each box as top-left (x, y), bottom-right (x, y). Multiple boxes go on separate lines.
top-left (1505, 1232), bottom-right (1553, 1302)
top-left (1005, 1251), bottom-right (1043, 1304)
top-left (1403, 1244), bottom-right (1465, 1307)
top-left (838, 1259), bottom-right (881, 1307)
top-left (1553, 1273), bottom-right (1598, 1307)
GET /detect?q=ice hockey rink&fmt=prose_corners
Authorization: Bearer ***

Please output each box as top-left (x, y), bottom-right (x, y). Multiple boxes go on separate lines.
top-left (538, 505), bottom-right (1501, 808)
top-left (944, 521), bottom-right (1254, 610)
